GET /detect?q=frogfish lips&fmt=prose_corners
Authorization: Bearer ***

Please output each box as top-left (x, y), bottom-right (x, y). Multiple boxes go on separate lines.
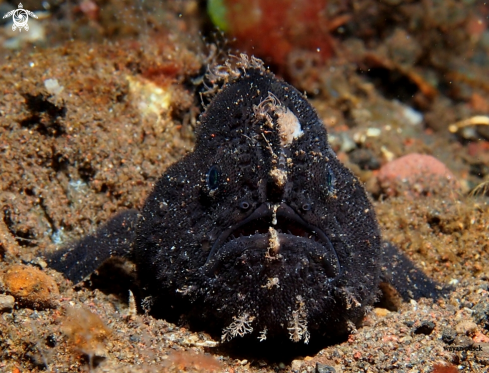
top-left (202, 203), bottom-right (341, 279)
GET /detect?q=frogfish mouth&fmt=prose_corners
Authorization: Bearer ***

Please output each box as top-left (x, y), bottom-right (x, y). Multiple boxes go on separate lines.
top-left (203, 202), bottom-right (341, 280)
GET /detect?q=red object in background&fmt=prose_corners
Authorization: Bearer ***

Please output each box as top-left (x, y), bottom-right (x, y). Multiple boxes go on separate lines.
top-left (432, 364), bottom-right (459, 373)
top-left (224, 0), bottom-right (333, 71)
top-left (377, 153), bottom-right (459, 197)
top-left (79, 0), bottom-right (99, 21)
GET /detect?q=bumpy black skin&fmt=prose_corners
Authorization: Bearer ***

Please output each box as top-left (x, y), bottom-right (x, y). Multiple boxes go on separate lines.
top-left (48, 67), bottom-right (445, 345)
top-left (134, 68), bottom-right (381, 341)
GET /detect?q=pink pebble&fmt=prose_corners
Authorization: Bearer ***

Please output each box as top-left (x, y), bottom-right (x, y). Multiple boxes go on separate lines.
top-left (473, 332), bottom-right (489, 343)
top-left (377, 153), bottom-right (458, 197)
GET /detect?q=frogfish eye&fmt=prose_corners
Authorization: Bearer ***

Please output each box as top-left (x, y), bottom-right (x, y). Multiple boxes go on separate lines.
top-left (325, 168), bottom-right (336, 195)
top-left (206, 165), bottom-right (220, 191)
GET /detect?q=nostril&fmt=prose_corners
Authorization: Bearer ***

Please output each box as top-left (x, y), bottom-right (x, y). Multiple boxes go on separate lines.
top-left (239, 201), bottom-right (250, 210)
top-left (302, 203), bottom-right (311, 211)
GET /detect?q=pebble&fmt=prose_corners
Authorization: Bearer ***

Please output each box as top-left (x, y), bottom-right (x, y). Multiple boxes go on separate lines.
top-left (291, 359), bottom-right (303, 371)
top-left (400, 105), bottom-right (423, 126)
top-left (473, 332), bottom-right (489, 343)
top-left (377, 153), bottom-right (459, 197)
top-left (0, 294), bottom-right (15, 312)
top-left (316, 363), bottom-right (336, 373)
top-left (442, 327), bottom-right (457, 344)
top-left (456, 320), bottom-right (478, 336)
top-left (2, 265), bottom-right (59, 309)
top-left (374, 307), bottom-right (391, 317)
top-left (473, 301), bottom-right (489, 330)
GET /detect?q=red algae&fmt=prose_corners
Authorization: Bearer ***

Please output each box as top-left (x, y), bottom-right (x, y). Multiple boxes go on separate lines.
top-left (221, 0), bottom-right (333, 71)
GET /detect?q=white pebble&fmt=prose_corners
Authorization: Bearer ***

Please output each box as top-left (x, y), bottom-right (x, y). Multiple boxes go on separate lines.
top-left (402, 105), bottom-right (423, 126)
top-left (0, 294), bottom-right (15, 312)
